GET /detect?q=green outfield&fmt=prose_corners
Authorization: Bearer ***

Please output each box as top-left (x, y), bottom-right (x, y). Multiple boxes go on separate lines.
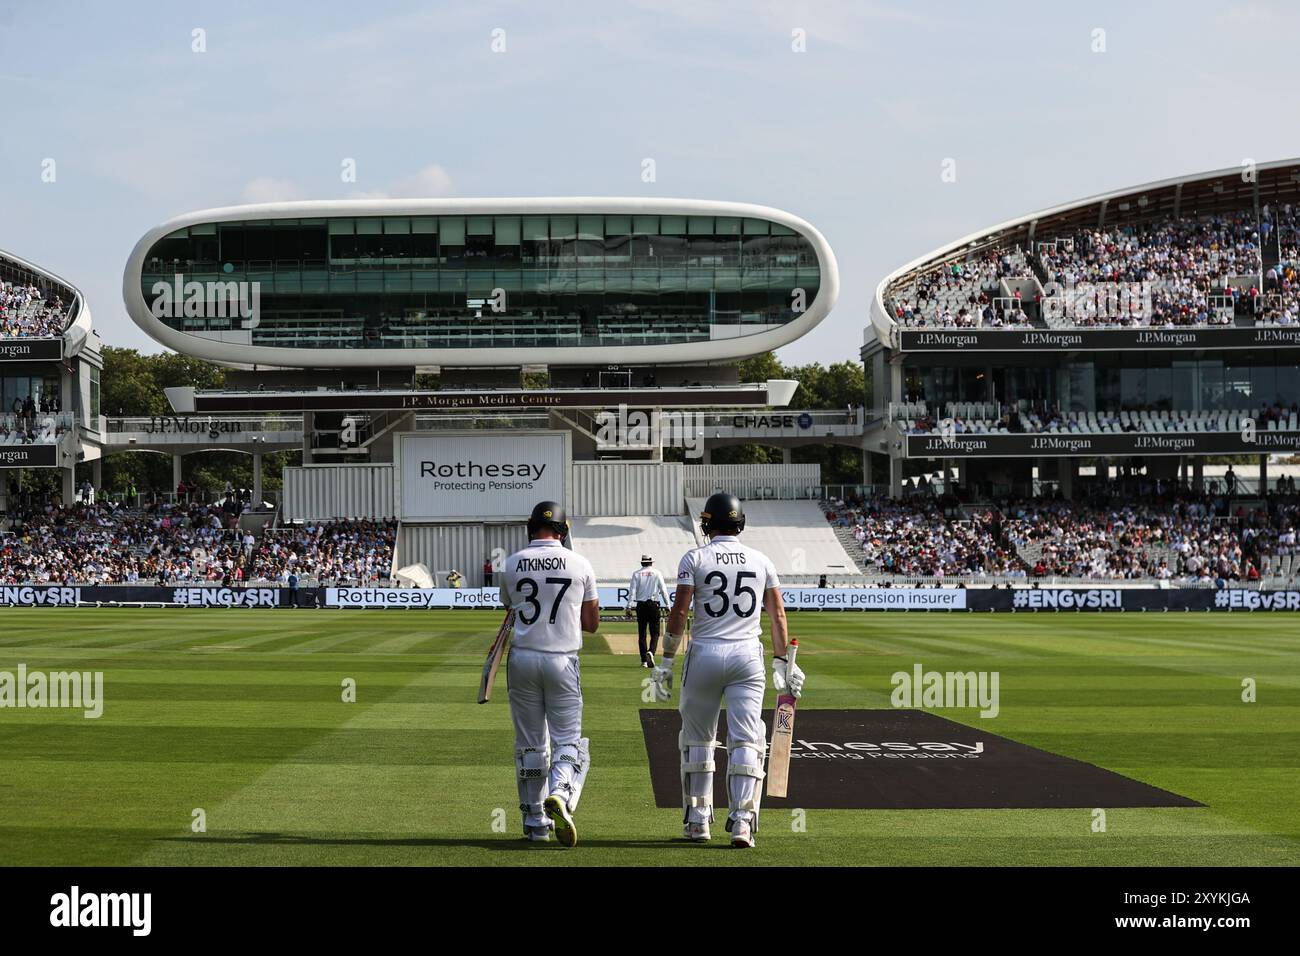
top-left (0, 608), bottom-right (1296, 866)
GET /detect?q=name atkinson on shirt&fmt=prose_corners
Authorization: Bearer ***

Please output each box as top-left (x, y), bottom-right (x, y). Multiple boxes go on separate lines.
top-left (515, 556), bottom-right (568, 571)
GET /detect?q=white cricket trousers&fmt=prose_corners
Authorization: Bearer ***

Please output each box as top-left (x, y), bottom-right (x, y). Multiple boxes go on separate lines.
top-left (679, 639), bottom-right (766, 825)
top-left (507, 647), bottom-right (583, 828)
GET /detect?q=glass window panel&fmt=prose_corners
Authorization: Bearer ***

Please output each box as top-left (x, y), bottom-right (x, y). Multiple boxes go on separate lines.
top-left (1120, 367), bottom-right (1145, 409)
top-left (605, 215), bottom-right (631, 235)
top-left (715, 217), bottom-right (741, 236)
top-left (659, 216), bottom-right (686, 235)
top-left (743, 218), bottom-right (769, 235)
top-left (550, 216), bottom-right (577, 239)
top-left (522, 217), bottom-right (549, 241)
top-left (1172, 361), bottom-right (1197, 411)
top-left (495, 217), bottom-right (520, 245)
top-left (1277, 361), bottom-right (1300, 406)
top-left (356, 218), bottom-right (382, 235)
top-left (1253, 364), bottom-right (1278, 405)
top-left (467, 216), bottom-right (493, 236)
top-left (190, 222), bottom-right (217, 235)
top-left (688, 217), bottom-right (714, 235)
top-left (770, 223), bottom-right (794, 236)
top-left (384, 218), bottom-right (411, 235)
top-left (578, 216), bottom-right (603, 240)
top-left (412, 217), bottom-right (437, 234)
top-left (1223, 359), bottom-right (1253, 407)
top-left (440, 217), bottom-right (466, 244)
top-left (1198, 361), bottom-right (1224, 410)
top-left (632, 216), bottom-right (659, 235)
top-left (1146, 365), bottom-right (1172, 410)
top-left (328, 219), bottom-right (355, 235)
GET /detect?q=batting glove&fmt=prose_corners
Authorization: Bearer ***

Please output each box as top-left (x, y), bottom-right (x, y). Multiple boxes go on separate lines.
top-left (650, 657), bottom-right (674, 701)
top-left (772, 656), bottom-right (805, 698)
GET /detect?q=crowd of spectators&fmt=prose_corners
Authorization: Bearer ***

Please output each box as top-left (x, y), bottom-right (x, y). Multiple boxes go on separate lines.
top-left (1007, 492), bottom-right (1299, 582)
top-left (827, 495), bottom-right (1026, 578)
top-left (900, 401), bottom-right (1298, 437)
top-left (889, 249), bottom-right (1034, 328)
top-left (826, 485), bottom-right (1300, 583)
top-left (0, 498), bottom-right (396, 585)
top-left (885, 209), bottom-right (1293, 331)
top-left (0, 282), bottom-right (67, 338)
top-left (1260, 203), bottom-right (1300, 325)
top-left (1036, 215), bottom-right (1261, 328)
top-left (1, 401), bottom-right (68, 445)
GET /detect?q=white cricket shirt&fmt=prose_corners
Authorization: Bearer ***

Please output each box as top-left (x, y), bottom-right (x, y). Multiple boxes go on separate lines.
top-left (499, 538), bottom-right (598, 653)
top-left (676, 535), bottom-right (781, 642)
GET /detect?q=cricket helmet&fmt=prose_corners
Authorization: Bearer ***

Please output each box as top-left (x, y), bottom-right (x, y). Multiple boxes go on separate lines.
top-left (527, 500), bottom-right (570, 538)
top-left (700, 492), bottom-right (745, 535)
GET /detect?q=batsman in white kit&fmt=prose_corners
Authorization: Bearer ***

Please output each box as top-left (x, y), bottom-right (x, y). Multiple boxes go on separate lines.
top-left (650, 492), bottom-right (805, 848)
top-left (498, 501), bottom-right (599, 847)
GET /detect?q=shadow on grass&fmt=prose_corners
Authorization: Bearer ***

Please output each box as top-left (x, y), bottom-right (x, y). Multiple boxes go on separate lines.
top-left (156, 832), bottom-right (733, 851)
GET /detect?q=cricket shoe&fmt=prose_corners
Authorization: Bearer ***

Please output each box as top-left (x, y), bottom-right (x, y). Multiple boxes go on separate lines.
top-left (683, 821), bottom-right (711, 843)
top-left (729, 818), bottom-right (754, 849)
top-left (524, 825), bottom-right (553, 843)
top-left (543, 795), bottom-right (578, 848)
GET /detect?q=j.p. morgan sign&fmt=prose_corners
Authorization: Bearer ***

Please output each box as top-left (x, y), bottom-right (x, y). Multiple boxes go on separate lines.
top-left (898, 326), bottom-right (1300, 353)
top-left (142, 416), bottom-right (245, 440)
top-left (0, 338), bottom-right (62, 362)
top-left (906, 430), bottom-right (1300, 458)
top-left (0, 445), bottom-right (58, 468)
top-left (397, 432), bottom-right (568, 521)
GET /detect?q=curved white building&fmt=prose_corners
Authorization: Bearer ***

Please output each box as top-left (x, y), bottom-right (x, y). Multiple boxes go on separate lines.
top-left (1, 245), bottom-right (104, 504)
top-left (124, 198), bottom-right (838, 369)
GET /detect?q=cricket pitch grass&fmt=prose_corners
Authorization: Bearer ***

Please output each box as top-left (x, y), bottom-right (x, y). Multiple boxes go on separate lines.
top-left (0, 608), bottom-right (1296, 866)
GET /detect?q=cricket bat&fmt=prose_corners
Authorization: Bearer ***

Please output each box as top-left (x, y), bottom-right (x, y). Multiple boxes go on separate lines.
top-left (766, 638), bottom-right (799, 798)
top-left (477, 609), bottom-right (516, 704)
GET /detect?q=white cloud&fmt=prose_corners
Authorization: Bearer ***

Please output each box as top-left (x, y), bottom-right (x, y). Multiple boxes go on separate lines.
top-left (348, 164), bottom-right (456, 200)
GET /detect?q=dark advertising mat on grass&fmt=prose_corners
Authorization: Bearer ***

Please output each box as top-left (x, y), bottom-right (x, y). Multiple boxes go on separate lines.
top-left (640, 709), bottom-right (1202, 810)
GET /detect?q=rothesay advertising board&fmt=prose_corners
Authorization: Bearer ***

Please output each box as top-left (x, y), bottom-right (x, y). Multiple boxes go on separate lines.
top-left (395, 431), bottom-right (569, 522)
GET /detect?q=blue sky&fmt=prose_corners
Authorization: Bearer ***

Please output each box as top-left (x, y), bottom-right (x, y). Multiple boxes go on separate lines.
top-left (2, 0), bottom-right (1298, 364)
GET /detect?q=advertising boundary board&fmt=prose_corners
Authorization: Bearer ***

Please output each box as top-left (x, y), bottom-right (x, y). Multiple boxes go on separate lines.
top-left (897, 326), bottom-right (1300, 352)
top-left (1, 586), bottom-right (1298, 611)
top-left (393, 429), bottom-right (571, 523)
top-left (905, 430), bottom-right (1300, 458)
top-left (0, 444), bottom-right (59, 468)
top-left (0, 338), bottom-right (62, 362)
